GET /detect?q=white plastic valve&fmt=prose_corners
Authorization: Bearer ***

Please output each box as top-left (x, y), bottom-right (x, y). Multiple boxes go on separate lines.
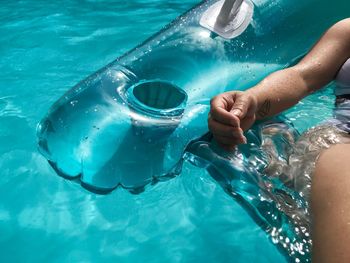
top-left (200, 0), bottom-right (254, 39)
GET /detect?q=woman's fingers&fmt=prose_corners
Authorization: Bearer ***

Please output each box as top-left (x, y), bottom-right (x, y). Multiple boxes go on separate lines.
top-left (209, 91), bottom-right (257, 148)
top-left (208, 117), bottom-right (244, 137)
top-left (208, 117), bottom-right (247, 145)
top-left (213, 134), bottom-right (246, 145)
top-left (210, 91), bottom-right (256, 126)
top-left (210, 94), bottom-right (240, 127)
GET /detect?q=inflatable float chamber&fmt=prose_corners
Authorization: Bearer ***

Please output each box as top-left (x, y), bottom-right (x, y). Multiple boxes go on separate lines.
top-left (37, 0), bottom-right (350, 192)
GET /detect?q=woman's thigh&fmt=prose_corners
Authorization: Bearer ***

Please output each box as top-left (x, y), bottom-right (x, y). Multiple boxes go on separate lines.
top-left (311, 144), bottom-right (350, 262)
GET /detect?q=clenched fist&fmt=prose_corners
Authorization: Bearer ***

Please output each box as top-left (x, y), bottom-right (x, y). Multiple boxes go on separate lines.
top-left (208, 91), bottom-right (258, 150)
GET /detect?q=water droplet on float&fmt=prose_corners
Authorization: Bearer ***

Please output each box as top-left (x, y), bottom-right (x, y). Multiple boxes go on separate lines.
top-left (70, 100), bottom-right (78, 106)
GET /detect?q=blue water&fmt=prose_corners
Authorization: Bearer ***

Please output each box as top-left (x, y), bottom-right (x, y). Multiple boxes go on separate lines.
top-left (0, 0), bottom-right (338, 262)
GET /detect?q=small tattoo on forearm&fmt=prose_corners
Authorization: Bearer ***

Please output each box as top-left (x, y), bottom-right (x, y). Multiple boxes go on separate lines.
top-left (257, 99), bottom-right (271, 118)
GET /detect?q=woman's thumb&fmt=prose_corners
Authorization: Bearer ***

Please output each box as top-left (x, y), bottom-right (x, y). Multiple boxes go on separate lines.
top-left (230, 94), bottom-right (249, 119)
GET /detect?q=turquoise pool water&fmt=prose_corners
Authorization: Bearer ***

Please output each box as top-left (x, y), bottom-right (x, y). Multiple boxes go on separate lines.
top-left (0, 0), bottom-right (339, 262)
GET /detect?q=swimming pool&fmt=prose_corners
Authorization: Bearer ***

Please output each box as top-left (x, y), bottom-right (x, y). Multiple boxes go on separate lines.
top-left (0, 0), bottom-right (343, 262)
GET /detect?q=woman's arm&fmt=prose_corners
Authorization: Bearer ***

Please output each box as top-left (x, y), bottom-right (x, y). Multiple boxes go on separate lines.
top-left (209, 18), bottom-right (350, 148)
top-left (250, 18), bottom-right (350, 119)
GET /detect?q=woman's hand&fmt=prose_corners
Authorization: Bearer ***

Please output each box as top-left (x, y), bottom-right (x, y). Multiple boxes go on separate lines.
top-left (208, 91), bottom-right (258, 149)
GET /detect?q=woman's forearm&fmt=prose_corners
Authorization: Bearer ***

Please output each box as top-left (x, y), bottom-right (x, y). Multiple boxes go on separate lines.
top-left (208, 19), bottom-right (350, 148)
top-left (247, 67), bottom-right (310, 120)
top-left (247, 19), bottom-right (350, 120)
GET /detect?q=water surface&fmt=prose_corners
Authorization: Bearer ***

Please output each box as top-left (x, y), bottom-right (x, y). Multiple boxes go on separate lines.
top-left (0, 0), bottom-right (335, 262)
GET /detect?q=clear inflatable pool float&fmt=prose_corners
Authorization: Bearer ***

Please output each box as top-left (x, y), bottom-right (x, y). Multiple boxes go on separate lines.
top-left (37, 0), bottom-right (350, 261)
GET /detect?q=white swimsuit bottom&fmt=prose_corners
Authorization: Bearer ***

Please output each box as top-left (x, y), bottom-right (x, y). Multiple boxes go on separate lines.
top-left (332, 99), bottom-right (350, 133)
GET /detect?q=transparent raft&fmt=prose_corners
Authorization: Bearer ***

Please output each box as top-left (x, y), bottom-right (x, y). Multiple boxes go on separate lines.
top-left (37, 0), bottom-right (350, 261)
top-left (37, 0), bottom-right (349, 191)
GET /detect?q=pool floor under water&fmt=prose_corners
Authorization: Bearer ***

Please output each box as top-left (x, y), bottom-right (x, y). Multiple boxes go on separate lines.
top-left (0, 0), bottom-right (336, 262)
